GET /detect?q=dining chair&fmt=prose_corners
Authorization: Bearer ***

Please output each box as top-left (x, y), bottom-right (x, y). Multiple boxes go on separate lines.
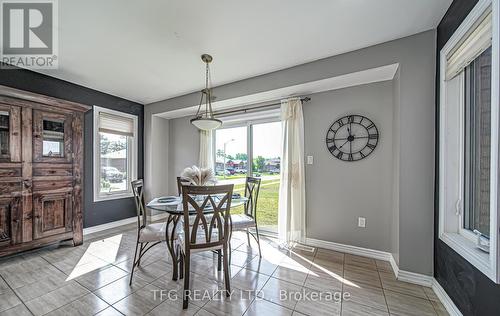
top-left (176, 176), bottom-right (191, 195)
top-left (129, 179), bottom-right (177, 285)
top-left (229, 177), bottom-right (262, 257)
top-left (178, 184), bottom-right (234, 309)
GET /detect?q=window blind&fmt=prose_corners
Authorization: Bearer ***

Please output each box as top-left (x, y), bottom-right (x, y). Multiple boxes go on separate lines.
top-left (98, 112), bottom-right (134, 137)
top-left (446, 10), bottom-right (492, 80)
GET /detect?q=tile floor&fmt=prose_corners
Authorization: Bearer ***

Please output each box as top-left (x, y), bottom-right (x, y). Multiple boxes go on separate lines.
top-left (0, 224), bottom-right (449, 316)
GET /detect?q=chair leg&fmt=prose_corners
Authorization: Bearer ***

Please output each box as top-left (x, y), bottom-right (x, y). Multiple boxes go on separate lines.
top-left (217, 250), bottom-right (222, 271)
top-left (182, 253), bottom-right (190, 309)
top-left (179, 248), bottom-right (184, 280)
top-left (129, 241), bottom-right (140, 285)
top-left (254, 225), bottom-right (262, 257)
top-left (246, 229), bottom-right (251, 246)
top-left (222, 245), bottom-right (231, 297)
top-left (137, 243), bottom-right (145, 267)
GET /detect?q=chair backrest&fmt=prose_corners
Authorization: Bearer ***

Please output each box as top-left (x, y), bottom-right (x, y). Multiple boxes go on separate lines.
top-left (131, 179), bottom-right (147, 229)
top-left (176, 176), bottom-right (191, 196)
top-left (244, 177), bottom-right (261, 219)
top-left (181, 184), bottom-right (233, 252)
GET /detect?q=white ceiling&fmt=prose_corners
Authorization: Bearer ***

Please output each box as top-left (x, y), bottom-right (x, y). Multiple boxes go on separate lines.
top-left (38, 0), bottom-right (452, 104)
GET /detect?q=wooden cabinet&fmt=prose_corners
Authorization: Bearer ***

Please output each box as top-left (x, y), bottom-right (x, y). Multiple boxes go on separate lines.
top-left (0, 86), bottom-right (90, 257)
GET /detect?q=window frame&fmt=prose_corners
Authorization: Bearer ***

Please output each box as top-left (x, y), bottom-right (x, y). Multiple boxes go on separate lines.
top-left (93, 106), bottom-right (138, 202)
top-left (438, 0), bottom-right (500, 283)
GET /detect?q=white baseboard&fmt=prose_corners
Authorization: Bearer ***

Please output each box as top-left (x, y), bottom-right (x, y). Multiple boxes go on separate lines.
top-left (397, 269), bottom-right (434, 287)
top-left (432, 279), bottom-right (463, 316)
top-left (305, 237), bottom-right (393, 262)
top-left (83, 213), bottom-right (168, 236)
top-left (305, 237), bottom-right (461, 316)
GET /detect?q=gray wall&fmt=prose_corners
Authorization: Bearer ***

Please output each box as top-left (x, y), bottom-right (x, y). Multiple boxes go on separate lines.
top-left (304, 81), bottom-right (395, 252)
top-left (167, 117), bottom-right (199, 195)
top-left (146, 30), bottom-right (436, 275)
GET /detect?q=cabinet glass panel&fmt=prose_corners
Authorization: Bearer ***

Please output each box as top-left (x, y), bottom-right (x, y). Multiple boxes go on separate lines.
top-left (0, 111), bottom-right (9, 157)
top-left (42, 119), bottom-right (64, 157)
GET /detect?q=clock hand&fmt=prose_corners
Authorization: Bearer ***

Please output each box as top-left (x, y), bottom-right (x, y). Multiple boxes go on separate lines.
top-left (339, 140), bottom-right (349, 149)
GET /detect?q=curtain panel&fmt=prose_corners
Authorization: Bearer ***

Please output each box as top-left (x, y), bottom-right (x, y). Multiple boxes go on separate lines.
top-left (278, 97), bottom-right (306, 243)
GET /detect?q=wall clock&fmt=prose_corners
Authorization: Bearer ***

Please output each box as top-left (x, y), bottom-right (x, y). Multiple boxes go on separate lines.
top-left (326, 115), bottom-right (379, 161)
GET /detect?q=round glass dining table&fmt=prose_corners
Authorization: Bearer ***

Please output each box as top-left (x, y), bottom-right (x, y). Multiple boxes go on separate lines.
top-left (146, 195), bottom-right (248, 280)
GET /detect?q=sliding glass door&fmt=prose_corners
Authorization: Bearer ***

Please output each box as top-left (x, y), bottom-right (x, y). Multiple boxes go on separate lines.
top-left (214, 120), bottom-right (281, 233)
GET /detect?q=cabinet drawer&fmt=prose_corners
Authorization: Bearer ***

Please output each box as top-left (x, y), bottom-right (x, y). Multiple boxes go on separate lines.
top-left (32, 179), bottom-right (72, 192)
top-left (33, 168), bottom-right (72, 177)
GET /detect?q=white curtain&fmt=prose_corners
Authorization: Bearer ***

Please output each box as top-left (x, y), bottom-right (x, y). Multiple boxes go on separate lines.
top-left (278, 97), bottom-right (306, 243)
top-left (199, 130), bottom-right (214, 169)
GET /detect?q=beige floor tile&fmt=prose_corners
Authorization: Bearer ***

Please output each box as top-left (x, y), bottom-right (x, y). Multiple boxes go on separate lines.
top-left (310, 258), bottom-right (344, 275)
top-left (344, 255), bottom-right (377, 271)
top-left (0, 304), bottom-right (32, 316)
top-left (272, 266), bottom-right (309, 286)
top-left (75, 265), bottom-right (129, 291)
top-left (342, 284), bottom-right (388, 312)
top-left (343, 265), bottom-right (382, 288)
top-left (423, 286), bottom-right (440, 302)
top-left (258, 277), bottom-right (301, 309)
top-left (384, 290), bottom-right (436, 316)
top-left (374, 260), bottom-right (393, 273)
top-left (294, 288), bottom-right (341, 316)
top-left (25, 282), bottom-right (89, 316)
top-left (303, 272), bottom-right (343, 292)
top-left (243, 257), bottom-right (278, 276)
top-left (314, 249), bottom-right (345, 264)
top-left (14, 272), bottom-right (69, 302)
top-left (112, 284), bottom-right (163, 316)
top-left (0, 277), bottom-right (11, 295)
top-left (95, 307), bottom-right (123, 316)
top-left (146, 298), bottom-right (200, 316)
top-left (231, 269), bottom-right (270, 292)
top-left (195, 309), bottom-right (217, 316)
top-left (341, 301), bottom-right (389, 316)
top-left (1, 264), bottom-right (66, 289)
top-left (0, 291), bottom-right (22, 313)
top-left (379, 272), bottom-right (427, 299)
top-left (431, 300), bottom-right (450, 316)
top-left (244, 299), bottom-right (293, 316)
top-left (45, 293), bottom-right (109, 316)
top-left (203, 289), bottom-right (254, 316)
top-left (94, 275), bottom-right (150, 305)
top-left (230, 251), bottom-right (256, 268)
top-left (133, 260), bottom-right (171, 283)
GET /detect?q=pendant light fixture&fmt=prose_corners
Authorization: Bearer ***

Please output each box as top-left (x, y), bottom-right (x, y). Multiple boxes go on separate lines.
top-left (190, 54), bottom-right (222, 130)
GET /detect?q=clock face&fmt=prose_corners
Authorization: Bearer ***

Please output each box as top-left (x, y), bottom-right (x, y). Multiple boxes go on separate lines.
top-left (326, 115), bottom-right (379, 161)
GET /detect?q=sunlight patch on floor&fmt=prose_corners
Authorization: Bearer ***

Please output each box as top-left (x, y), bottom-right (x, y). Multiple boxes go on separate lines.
top-left (66, 234), bottom-right (123, 281)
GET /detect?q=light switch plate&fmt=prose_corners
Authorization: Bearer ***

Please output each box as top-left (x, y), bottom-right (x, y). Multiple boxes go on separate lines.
top-left (307, 156), bottom-right (314, 165)
top-left (358, 217), bottom-right (366, 228)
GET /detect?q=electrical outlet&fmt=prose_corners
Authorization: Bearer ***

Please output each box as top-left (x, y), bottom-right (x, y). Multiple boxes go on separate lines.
top-left (358, 217), bottom-right (366, 228)
top-left (307, 156), bottom-right (314, 165)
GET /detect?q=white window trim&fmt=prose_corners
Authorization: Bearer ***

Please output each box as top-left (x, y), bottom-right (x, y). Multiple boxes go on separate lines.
top-left (93, 106), bottom-right (138, 202)
top-left (439, 0), bottom-right (500, 283)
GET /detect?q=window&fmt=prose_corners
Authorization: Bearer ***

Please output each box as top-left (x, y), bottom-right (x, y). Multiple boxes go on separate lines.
top-left (439, 0), bottom-right (500, 282)
top-left (93, 106), bottom-right (138, 201)
top-left (214, 112), bottom-right (282, 234)
top-left (464, 47), bottom-right (492, 237)
top-left (0, 111), bottom-right (9, 157)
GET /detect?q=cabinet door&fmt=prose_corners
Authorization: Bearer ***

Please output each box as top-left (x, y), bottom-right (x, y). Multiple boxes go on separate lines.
top-left (33, 110), bottom-right (73, 163)
top-left (0, 197), bottom-right (22, 248)
top-left (33, 191), bottom-right (72, 239)
top-left (0, 104), bottom-right (21, 163)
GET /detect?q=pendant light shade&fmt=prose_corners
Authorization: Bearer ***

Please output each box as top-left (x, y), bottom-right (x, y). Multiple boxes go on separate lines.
top-left (191, 54), bottom-right (222, 131)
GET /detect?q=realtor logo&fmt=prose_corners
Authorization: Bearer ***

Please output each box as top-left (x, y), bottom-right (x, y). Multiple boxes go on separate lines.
top-left (1, 0), bottom-right (58, 69)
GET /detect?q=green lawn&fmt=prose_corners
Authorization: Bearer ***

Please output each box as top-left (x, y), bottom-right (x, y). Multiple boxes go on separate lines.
top-left (232, 179), bottom-right (279, 230)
